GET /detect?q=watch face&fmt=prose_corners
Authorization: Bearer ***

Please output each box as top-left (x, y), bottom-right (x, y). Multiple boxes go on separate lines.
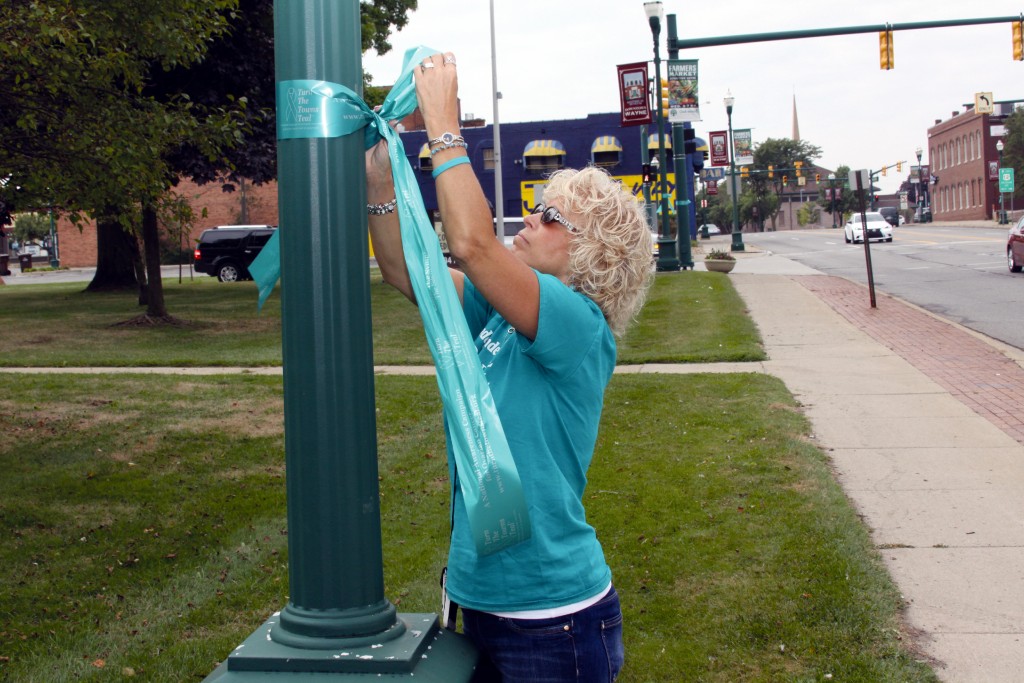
top-left (441, 132), bottom-right (455, 145)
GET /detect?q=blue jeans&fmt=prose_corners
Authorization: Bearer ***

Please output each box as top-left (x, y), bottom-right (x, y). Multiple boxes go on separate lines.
top-left (462, 586), bottom-right (624, 683)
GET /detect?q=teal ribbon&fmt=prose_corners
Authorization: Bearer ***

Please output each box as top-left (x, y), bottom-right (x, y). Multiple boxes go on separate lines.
top-left (251, 46), bottom-right (531, 556)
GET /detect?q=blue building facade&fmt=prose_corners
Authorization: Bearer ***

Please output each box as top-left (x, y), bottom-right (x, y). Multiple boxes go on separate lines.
top-left (397, 112), bottom-right (704, 235)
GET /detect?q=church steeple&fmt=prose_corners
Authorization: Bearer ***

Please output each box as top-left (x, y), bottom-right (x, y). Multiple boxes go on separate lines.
top-left (792, 94), bottom-right (800, 141)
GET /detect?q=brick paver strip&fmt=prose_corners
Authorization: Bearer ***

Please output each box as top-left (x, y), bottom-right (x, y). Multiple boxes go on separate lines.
top-left (794, 274), bottom-right (1024, 446)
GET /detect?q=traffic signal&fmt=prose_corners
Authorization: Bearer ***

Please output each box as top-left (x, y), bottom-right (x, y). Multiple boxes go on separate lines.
top-left (661, 78), bottom-right (670, 118)
top-left (879, 29), bottom-right (894, 69)
top-left (815, 173), bottom-right (821, 183)
top-left (897, 161), bottom-right (902, 172)
top-left (881, 166), bottom-right (887, 176)
top-left (795, 160), bottom-right (803, 177)
top-left (642, 164), bottom-right (652, 184)
top-left (1014, 20), bottom-right (1023, 61)
top-left (768, 165), bottom-right (774, 179)
top-left (740, 166), bottom-right (749, 178)
top-left (782, 174), bottom-right (788, 184)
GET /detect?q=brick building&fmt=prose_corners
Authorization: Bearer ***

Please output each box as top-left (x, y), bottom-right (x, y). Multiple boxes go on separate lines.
top-left (927, 100), bottom-right (1019, 222)
top-left (56, 177), bottom-right (280, 268)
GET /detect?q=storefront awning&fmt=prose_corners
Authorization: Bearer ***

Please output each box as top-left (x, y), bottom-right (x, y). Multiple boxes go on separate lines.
top-left (523, 139), bottom-right (566, 157)
top-left (591, 136), bottom-right (623, 154)
top-left (647, 133), bottom-right (672, 150)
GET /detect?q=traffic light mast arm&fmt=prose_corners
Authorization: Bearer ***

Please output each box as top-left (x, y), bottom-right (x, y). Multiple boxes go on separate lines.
top-left (671, 15), bottom-right (1023, 50)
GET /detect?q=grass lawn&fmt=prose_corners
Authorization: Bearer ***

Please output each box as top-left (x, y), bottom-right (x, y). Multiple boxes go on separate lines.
top-left (0, 271), bottom-right (764, 367)
top-left (0, 373), bottom-right (936, 682)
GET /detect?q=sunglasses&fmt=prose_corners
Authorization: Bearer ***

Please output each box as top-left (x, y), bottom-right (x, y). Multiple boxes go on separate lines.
top-left (532, 203), bottom-right (579, 234)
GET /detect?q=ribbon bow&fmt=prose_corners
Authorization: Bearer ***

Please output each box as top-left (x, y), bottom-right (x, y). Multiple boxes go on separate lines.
top-left (250, 46), bottom-right (531, 556)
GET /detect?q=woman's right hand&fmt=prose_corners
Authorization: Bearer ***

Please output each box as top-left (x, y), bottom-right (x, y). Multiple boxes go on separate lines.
top-left (413, 52), bottom-right (461, 134)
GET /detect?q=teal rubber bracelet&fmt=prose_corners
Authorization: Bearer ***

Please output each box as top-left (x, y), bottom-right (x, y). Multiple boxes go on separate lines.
top-left (432, 155), bottom-right (471, 179)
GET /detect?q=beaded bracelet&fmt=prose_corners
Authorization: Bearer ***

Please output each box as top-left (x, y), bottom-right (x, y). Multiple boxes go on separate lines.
top-left (429, 141), bottom-right (469, 157)
top-left (366, 198), bottom-right (397, 216)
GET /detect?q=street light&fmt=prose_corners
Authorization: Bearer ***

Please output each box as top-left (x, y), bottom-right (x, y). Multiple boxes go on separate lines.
top-left (645, 1), bottom-right (678, 270)
top-left (921, 145), bottom-right (929, 223)
top-left (827, 172), bottom-right (837, 228)
top-left (997, 139), bottom-right (1008, 225)
top-left (724, 90), bottom-right (744, 252)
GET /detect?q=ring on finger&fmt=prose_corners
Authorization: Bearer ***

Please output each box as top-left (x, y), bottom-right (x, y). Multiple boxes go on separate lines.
top-left (421, 61), bottom-right (435, 70)
top-left (444, 56), bottom-right (457, 65)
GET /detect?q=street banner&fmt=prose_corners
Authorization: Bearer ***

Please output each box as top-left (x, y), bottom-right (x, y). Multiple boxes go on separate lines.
top-left (666, 59), bottom-right (700, 122)
top-left (617, 62), bottom-right (651, 126)
top-left (706, 180), bottom-right (718, 195)
top-left (733, 129), bottom-right (753, 166)
top-left (910, 165), bottom-right (920, 183)
top-left (709, 131), bottom-right (729, 166)
top-left (989, 161), bottom-right (999, 181)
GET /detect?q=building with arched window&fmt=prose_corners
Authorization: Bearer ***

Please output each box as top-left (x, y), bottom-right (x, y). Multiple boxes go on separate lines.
top-left (927, 100), bottom-right (1020, 222)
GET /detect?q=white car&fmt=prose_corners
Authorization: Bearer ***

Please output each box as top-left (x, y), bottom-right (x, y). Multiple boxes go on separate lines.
top-left (844, 212), bottom-right (893, 244)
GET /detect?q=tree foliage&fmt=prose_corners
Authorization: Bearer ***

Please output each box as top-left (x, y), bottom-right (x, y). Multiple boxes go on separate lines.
top-left (12, 212), bottom-right (51, 243)
top-left (749, 138), bottom-right (822, 231)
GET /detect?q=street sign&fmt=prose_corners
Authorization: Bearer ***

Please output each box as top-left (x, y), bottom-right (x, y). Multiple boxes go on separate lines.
top-left (1000, 167), bottom-right (1015, 193)
top-left (702, 167), bottom-right (725, 181)
top-left (975, 91), bottom-right (995, 114)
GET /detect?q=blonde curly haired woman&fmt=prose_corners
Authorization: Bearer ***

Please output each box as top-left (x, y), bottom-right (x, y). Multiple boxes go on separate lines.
top-left (366, 50), bottom-right (653, 683)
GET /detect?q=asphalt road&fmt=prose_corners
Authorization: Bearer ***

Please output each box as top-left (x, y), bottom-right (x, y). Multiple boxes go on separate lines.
top-left (740, 224), bottom-right (1024, 352)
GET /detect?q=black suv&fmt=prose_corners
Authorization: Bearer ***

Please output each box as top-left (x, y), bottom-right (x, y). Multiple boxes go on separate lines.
top-left (877, 207), bottom-right (899, 227)
top-left (193, 225), bottom-right (276, 282)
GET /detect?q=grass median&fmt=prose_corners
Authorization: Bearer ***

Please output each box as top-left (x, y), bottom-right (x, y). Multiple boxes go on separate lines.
top-left (0, 271), bottom-right (763, 366)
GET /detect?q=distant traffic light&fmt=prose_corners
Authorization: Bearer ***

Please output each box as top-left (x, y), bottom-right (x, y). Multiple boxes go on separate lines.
top-left (1014, 20), bottom-right (1023, 61)
top-left (815, 173), bottom-right (821, 183)
top-left (661, 78), bottom-right (670, 118)
top-left (795, 160), bottom-right (803, 177)
top-left (897, 161), bottom-right (903, 173)
top-left (740, 166), bottom-right (749, 178)
top-left (768, 165), bottom-right (774, 179)
top-left (782, 174), bottom-right (788, 184)
top-left (879, 29), bottom-right (894, 69)
top-left (881, 166), bottom-right (887, 176)
top-left (642, 164), bottom-right (652, 184)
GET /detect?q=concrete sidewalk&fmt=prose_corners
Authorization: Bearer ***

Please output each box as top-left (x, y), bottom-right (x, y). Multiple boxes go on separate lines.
top-left (726, 254), bottom-right (1024, 682)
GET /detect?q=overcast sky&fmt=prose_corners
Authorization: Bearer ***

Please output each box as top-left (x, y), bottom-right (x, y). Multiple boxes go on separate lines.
top-left (363, 0), bottom-right (1023, 194)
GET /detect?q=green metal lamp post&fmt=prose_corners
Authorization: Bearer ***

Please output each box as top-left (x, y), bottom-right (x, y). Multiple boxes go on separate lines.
top-left (725, 90), bottom-right (744, 252)
top-left (646, 1), bottom-right (678, 271)
top-left (915, 146), bottom-right (924, 222)
top-left (828, 173), bottom-right (837, 228)
top-left (997, 140), bottom-right (1008, 224)
top-left (203, 1), bottom-right (476, 679)
top-left (667, 13), bottom-right (694, 270)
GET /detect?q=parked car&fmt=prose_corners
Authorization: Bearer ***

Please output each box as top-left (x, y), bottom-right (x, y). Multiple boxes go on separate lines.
top-left (877, 206), bottom-right (899, 227)
top-left (699, 223), bottom-right (722, 235)
top-left (1008, 215), bottom-right (1024, 273)
top-left (844, 212), bottom-right (893, 244)
top-left (193, 225), bottom-right (276, 282)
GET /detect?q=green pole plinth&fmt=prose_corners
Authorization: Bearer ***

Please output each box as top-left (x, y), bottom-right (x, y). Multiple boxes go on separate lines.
top-left (203, 1), bottom-right (478, 678)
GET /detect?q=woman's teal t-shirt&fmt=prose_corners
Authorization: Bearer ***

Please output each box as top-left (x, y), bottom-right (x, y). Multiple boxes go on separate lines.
top-left (444, 272), bottom-right (617, 612)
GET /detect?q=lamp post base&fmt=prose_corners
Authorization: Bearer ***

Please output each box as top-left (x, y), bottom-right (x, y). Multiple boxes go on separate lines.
top-left (204, 613), bottom-right (479, 681)
top-left (730, 232), bottom-right (745, 252)
top-left (656, 237), bottom-right (680, 271)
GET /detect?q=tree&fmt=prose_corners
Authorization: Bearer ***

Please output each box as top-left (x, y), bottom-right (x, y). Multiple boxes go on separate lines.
top-left (1, 0), bottom-right (417, 320)
top-left (12, 213), bottom-right (50, 244)
top-left (750, 138), bottom-right (823, 231)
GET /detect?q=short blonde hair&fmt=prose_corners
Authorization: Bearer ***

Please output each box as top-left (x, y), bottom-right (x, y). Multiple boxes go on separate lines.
top-left (542, 167), bottom-right (654, 337)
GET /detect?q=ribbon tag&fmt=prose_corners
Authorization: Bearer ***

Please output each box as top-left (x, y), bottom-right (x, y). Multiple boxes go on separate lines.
top-left (252, 46), bottom-right (531, 556)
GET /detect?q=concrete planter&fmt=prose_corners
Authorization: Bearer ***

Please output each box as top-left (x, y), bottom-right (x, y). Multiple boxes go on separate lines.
top-left (704, 259), bottom-right (736, 273)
